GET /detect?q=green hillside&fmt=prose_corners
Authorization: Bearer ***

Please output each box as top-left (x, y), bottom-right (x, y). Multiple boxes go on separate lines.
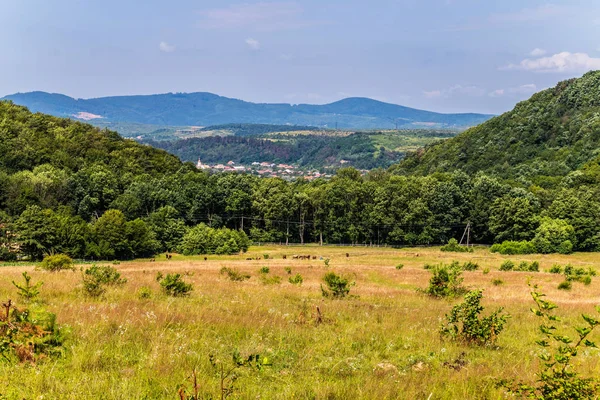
top-left (393, 71), bottom-right (600, 186)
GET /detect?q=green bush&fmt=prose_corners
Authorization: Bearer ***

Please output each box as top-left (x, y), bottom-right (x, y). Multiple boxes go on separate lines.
top-left (260, 274), bottom-right (281, 285)
top-left (492, 279), bottom-right (504, 286)
top-left (39, 254), bottom-right (74, 272)
top-left (288, 274), bottom-right (303, 285)
top-left (558, 281), bottom-right (572, 290)
top-left (220, 267), bottom-right (250, 282)
top-left (490, 241), bottom-right (536, 255)
top-left (158, 273), bottom-right (193, 296)
top-left (12, 272), bottom-right (43, 301)
top-left (81, 265), bottom-right (127, 297)
top-left (138, 286), bottom-right (152, 299)
top-left (395, 264), bottom-right (404, 270)
top-left (440, 238), bottom-right (473, 253)
top-left (440, 290), bottom-right (509, 346)
top-left (499, 260), bottom-right (515, 271)
top-left (258, 266), bottom-right (270, 274)
top-left (284, 267), bottom-right (292, 275)
top-left (549, 264), bottom-right (563, 274)
top-left (321, 272), bottom-right (354, 299)
top-left (423, 262), bottom-right (466, 298)
top-left (462, 261), bottom-right (479, 271)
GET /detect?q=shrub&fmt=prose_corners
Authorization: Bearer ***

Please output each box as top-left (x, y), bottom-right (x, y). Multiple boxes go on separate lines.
top-left (258, 266), bottom-right (270, 274)
top-left (395, 264), bottom-right (404, 270)
top-left (492, 279), bottom-right (504, 286)
top-left (549, 264), bottom-right (563, 274)
top-left (440, 238), bottom-right (473, 253)
top-left (462, 261), bottom-right (479, 271)
top-left (498, 284), bottom-right (600, 398)
top-left (284, 267), bottom-right (292, 275)
top-left (260, 274), bottom-right (281, 285)
top-left (138, 286), bottom-right (152, 299)
top-left (263, 254), bottom-right (269, 260)
top-left (81, 265), bottom-right (126, 297)
top-left (563, 265), bottom-right (595, 285)
top-left (220, 267), bottom-right (250, 282)
top-left (158, 273), bottom-right (193, 296)
top-left (558, 240), bottom-right (574, 255)
top-left (440, 290), bottom-right (509, 346)
top-left (288, 274), bottom-right (303, 285)
top-left (321, 272), bottom-right (354, 299)
top-left (178, 224), bottom-right (250, 255)
top-left (532, 217), bottom-right (576, 254)
top-left (483, 267), bottom-right (490, 275)
top-left (499, 260), bottom-right (514, 271)
top-left (39, 254), bottom-right (74, 272)
top-left (558, 281), bottom-right (572, 290)
top-left (490, 241), bottom-right (536, 255)
top-left (423, 262), bottom-right (466, 298)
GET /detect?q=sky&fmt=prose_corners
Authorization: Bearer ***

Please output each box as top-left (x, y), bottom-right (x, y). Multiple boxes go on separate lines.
top-left (1, 0), bottom-right (599, 114)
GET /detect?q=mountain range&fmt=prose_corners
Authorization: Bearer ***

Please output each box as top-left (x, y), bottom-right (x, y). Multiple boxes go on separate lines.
top-left (1, 91), bottom-right (493, 130)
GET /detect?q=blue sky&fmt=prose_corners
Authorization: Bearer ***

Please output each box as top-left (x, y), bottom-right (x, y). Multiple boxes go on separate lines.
top-left (1, 0), bottom-right (599, 114)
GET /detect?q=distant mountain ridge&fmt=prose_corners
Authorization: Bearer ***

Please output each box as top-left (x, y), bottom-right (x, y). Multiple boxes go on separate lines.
top-left (2, 91), bottom-right (493, 129)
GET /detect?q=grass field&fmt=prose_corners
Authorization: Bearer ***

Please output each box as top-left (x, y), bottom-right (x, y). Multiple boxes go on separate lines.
top-left (1, 246), bottom-right (600, 399)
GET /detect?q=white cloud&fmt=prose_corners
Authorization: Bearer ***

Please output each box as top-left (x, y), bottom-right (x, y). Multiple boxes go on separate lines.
top-left (530, 48), bottom-right (547, 57)
top-left (245, 38), bottom-right (261, 50)
top-left (504, 52), bottom-right (600, 73)
top-left (488, 84), bottom-right (537, 97)
top-left (159, 41), bottom-right (175, 53)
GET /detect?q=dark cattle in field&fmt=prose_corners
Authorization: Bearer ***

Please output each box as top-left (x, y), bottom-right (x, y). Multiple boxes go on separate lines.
top-left (346, 253), bottom-right (349, 258)
top-left (312, 256), bottom-right (317, 260)
top-left (204, 257), bottom-right (207, 261)
top-left (283, 255), bottom-right (287, 260)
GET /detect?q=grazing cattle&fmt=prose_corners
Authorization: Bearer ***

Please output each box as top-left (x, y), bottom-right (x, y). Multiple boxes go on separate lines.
top-left (204, 257), bottom-right (207, 261)
top-left (246, 257), bottom-right (253, 261)
top-left (312, 256), bottom-right (317, 260)
top-left (283, 255), bottom-right (287, 260)
top-left (166, 254), bottom-right (172, 260)
top-left (346, 253), bottom-right (349, 258)
top-left (292, 255), bottom-right (299, 259)
top-left (306, 255), bottom-right (311, 260)
top-left (150, 258), bottom-right (155, 262)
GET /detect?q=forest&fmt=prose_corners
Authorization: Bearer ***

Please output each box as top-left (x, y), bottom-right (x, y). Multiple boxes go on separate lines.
top-left (2, 72), bottom-right (600, 261)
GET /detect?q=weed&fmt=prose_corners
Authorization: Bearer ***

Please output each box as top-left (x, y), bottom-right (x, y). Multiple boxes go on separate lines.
top-left (288, 274), bottom-right (303, 285)
top-left (498, 284), bottom-right (600, 399)
top-left (462, 261), bottom-right (479, 271)
top-left (395, 264), bottom-right (404, 270)
top-left (492, 279), bottom-right (503, 286)
top-left (499, 260), bottom-right (514, 271)
top-left (440, 238), bottom-right (473, 253)
top-left (558, 281), bottom-right (572, 291)
top-left (324, 258), bottom-right (330, 267)
top-left (208, 351), bottom-right (271, 399)
top-left (259, 275), bottom-right (281, 285)
top-left (138, 286), bottom-right (152, 299)
top-left (482, 267), bottom-right (490, 275)
top-left (423, 262), bottom-right (466, 298)
top-left (12, 272), bottom-right (43, 302)
top-left (284, 267), bottom-right (292, 275)
top-left (549, 264), bottom-right (563, 274)
top-left (258, 266), bottom-right (270, 274)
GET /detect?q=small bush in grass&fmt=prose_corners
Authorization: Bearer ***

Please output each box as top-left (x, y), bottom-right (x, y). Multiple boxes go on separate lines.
top-left (562, 265), bottom-right (595, 285)
top-left (423, 262), bottom-right (466, 298)
top-left (258, 266), bottom-right (270, 274)
top-left (492, 279), bottom-right (504, 286)
top-left (440, 238), bottom-right (473, 253)
top-left (288, 274), bottom-right (303, 285)
top-left (260, 274), bottom-right (281, 285)
top-left (82, 265), bottom-right (126, 297)
top-left (462, 261), bottom-right (479, 271)
top-left (158, 273), bottom-right (193, 296)
top-left (284, 267), bottom-right (292, 275)
top-left (263, 254), bottom-right (269, 260)
top-left (395, 264), bottom-right (404, 270)
top-left (549, 264), bottom-right (563, 274)
top-left (39, 254), bottom-right (74, 272)
top-left (482, 267), bottom-right (490, 275)
top-left (220, 267), bottom-right (250, 282)
top-left (321, 272), bottom-right (354, 299)
top-left (558, 281), bottom-right (572, 291)
top-left (490, 241), bottom-right (536, 255)
top-left (499, 260), bottom-right (514, 271)
top-left (138, 286), bottom-right (152, 299)
top-left (440, 290), bottom-right (509, 346)
top-left (324, 258), bottom-right (330, 267)
top-left (12, 272), bottom-right (43, 301)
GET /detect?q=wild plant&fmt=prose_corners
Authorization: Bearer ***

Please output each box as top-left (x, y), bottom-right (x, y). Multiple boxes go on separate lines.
top-left (321, 272), bottom-right (354, 299)
top-left (288, 273), bottom-right (303, 285)
top-left (158, 273), bottom-right (193, 297)
top-left (423, 262), bottom-right (466, 298)
top-left (220, 267), bottom-right (250, 282)
top-left (12, 272), bottom-right (43, 302)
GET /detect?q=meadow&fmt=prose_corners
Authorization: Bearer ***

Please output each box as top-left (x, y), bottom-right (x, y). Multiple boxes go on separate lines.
top-left (1, 245), bottom-right (600, 399)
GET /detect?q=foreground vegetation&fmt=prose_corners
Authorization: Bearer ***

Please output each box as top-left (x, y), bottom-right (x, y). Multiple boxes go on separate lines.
top-left (1, 246), bottom-right (600, 398)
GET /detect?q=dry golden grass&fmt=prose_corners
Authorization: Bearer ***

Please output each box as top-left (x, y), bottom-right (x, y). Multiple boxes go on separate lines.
top-left (0, 246), bottom-right (599, 399)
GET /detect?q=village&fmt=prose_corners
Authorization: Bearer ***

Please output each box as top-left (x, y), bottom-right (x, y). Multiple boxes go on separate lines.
top-left (196, 159), bottom-right (334, 180)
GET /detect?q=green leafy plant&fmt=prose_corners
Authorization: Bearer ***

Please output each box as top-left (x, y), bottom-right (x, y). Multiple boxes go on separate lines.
top-left (206, 350), bottom-right (271, 400)
top-left (39, 254), bottom-right (74, 272)
top-left (288, 273), bottom-right (303, 285)
top-left (138, 286), bottom-right (152, 299)
top-left (498, 284), bottom-right (600, 399)
top-left (321, 272), bottom-right (354, 299)
top-left (549, 264), bottom-right (563, 274)
top-left (440, 290), bottom-right (509, 346)
top-left (258, 266), bottom-right (270, 274)
top-left (12, 272), bottom-right (43, 301)
top-left (492, 279), bottom-right (504, 286)
top-left (395, 264), bottom-right (404, 270)
top-left (462, 261), bottom-right (479, 271)
top-left (324, 258), bottom-right (330, 267)
top-left (259, 274), bottom-right (281, 285)
top-left (284, 267), bottom-right (292, 275)
top-left (220, 267), bottom-right (250, 282)
top-left (423, 262), bottom-right (466, 298)
top-left (440, 238), bottom-right (473, 253)
top-left (81, 265), bottom-right (127, 297)
top-left (158, 273), bottom-right (193, 297)
top-left (482, 267), bottom-right (490, 275)
top-left (499, 260), bottom-right (515, 271)
top-left (490, 241), bottom-right (536, 255)
top-left (558, 281), bottom-right (572, 291)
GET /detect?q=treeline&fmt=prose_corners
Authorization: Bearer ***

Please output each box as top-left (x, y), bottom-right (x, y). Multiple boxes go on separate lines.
top-left (198, 123), bottom-right (320, 136)
top-left (147, 133), bottom-right (403, 170)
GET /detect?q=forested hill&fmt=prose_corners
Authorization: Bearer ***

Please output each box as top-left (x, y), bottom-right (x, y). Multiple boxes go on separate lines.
top-left (0, 101), bottom-right (181, 175)
top-left (2, 91), bottom-right (493, 129)
top-left (393, 71), bottom-right (600, 183)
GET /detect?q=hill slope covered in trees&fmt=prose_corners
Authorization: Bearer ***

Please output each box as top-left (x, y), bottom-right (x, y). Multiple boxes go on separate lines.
top-left (394, 71), bottom-right (600, 186)
top-left (2, 91), bottom-right (493, 130)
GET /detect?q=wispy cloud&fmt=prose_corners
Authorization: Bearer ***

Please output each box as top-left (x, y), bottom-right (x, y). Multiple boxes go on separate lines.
top-left (503, 52), bottom-right (600, 73)
top-left (245, 38), bottom-right (261, 50)
top-left (490, 4), bottom-right (568, 23)
top-left (489, 84), bottom-right (537, 97)
top-left (530, 48), bottom-right (547, 57)
top-left (198, 2), bottom-right (323, 31)
top-left (159, 41), bottom-right (176, 53)
top-left (423, 85), bottom-right (485, 99)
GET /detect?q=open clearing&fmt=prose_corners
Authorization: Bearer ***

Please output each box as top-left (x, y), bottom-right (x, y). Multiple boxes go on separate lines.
top-left (1, 246), bottom-right (600, 399)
